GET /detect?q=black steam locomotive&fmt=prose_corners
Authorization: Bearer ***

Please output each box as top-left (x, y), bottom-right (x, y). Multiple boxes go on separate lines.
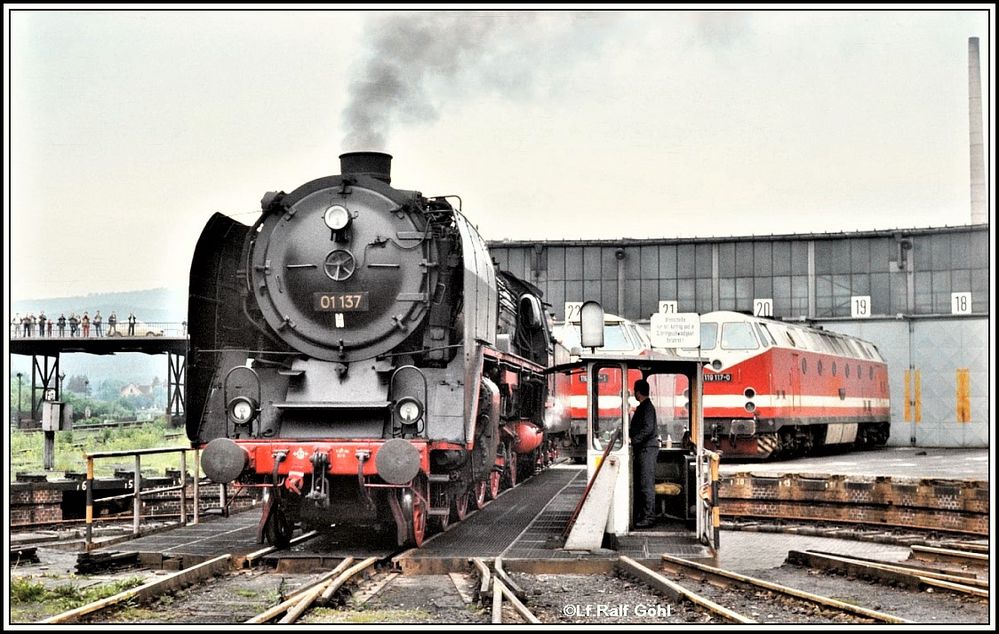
top-left (187, 153), bottom-right (561, 547)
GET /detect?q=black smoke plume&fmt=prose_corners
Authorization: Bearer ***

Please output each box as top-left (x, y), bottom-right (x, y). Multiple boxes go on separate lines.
top-left (340, 12), bottom-right (614, 150)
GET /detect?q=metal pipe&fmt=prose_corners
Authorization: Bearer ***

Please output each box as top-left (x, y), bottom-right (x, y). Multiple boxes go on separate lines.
top-left (93, 484), bottom-right (188, 504)
top-left (616, 248), bottom-right (626, 315)
top-left (193, 447), bottom-right (200, 525)
top-left (85, 457), bottom-right (94, 548)
top-left (220, 482), bottom-right (229, 518)
top-left (133, 455), bottom-right (141, 536)
top-left (180, 450), bottom-right (188, 526)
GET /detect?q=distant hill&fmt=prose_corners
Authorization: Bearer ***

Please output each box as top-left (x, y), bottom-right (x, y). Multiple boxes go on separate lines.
top-left (10, 287), bottom-right (188, 385)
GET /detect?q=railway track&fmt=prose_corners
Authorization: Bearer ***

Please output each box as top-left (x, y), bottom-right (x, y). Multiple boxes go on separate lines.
top-left (40, 531), bottom-right (322, 624)
top-left (480, 555), bottom-right (907, 624)
top-left (722, 517), bottom-right (990, 547)
top-left (35, 462), bottom-right (553, 625)
top-left (787, 548), bottom-right (989, 599)
top-left (653, 555), bottom-right (908, 623)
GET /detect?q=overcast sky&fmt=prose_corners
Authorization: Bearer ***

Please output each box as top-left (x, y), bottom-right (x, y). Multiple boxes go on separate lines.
top-left (5, 6), bottom-right (994, 300)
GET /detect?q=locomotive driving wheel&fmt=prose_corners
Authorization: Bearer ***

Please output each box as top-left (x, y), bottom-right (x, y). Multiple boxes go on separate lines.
top-left (264, 507), bottom-right (294, 548)
top-left (400, 476), bottom-right (429, 548)
top-left (452, 486), bottom-right (469, 522)
top-left (430, 487), bottom-right (451, 533)
top-left (487, 462), bottom-right (502, 500)
top-left (474, 480), bottom-right (488, 510)
top-left (504, 453), bottom-right (518, 488)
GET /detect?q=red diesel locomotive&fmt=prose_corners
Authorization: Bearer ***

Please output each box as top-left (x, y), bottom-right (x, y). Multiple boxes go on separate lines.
top-left (679, 311), bottom-right (891, 458)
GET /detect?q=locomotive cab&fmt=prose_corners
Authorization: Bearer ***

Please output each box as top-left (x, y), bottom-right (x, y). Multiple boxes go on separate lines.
top-left (555, 302), bottom-right (720, 554)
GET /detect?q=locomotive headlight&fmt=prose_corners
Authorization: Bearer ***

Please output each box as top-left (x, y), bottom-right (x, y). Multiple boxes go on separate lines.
top-left (228, 396), bottom-right (257, 424)
top-left (395, 397), bottom-right (424, 423)
top-left (324, 205), bottom-right (352, 231)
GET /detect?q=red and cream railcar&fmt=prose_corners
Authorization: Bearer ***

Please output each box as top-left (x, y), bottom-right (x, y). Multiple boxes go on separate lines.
top-left (550, 314), bottom-right (653, 461)
top-left (680, 311), bottom-right (890, 459)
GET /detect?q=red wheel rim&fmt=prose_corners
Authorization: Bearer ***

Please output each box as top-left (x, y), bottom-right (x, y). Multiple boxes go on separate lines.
top-left (412, 485), bottom-right (427, 547)
top-left (475, 480), bottom-right (487, 509)
top-left (488, 470), bottom-right (501, 500)
top-left (454, 489), bottom-right (469, 521)
top-left (433, 492), bottom-right (451, 533)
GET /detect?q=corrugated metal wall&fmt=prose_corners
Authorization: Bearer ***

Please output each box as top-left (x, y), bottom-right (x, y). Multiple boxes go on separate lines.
top-left (818, 317), bottom-right (987, 448)
top-left (490, 226), bottom-right (988, 321)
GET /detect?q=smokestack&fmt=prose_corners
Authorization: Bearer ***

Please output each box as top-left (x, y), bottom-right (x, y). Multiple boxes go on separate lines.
top-left (968, 37), bottom-right (986, 224)
top-left (339, 152), bottom-right (392, 184)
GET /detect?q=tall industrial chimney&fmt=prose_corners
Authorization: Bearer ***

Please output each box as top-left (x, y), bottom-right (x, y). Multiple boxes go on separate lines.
top-left (968, 37), bottom-right (986, 224)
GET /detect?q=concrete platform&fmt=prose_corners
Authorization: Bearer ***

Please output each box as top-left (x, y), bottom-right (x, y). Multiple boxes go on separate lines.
top-left (720, 447), bottom-right (988, 481)
top-left (716, 531), bottom-right (911, 572)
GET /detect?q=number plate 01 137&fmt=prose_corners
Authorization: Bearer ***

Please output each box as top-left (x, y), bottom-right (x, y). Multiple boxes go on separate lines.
top-left (313, 292), bottom-right (369, 312)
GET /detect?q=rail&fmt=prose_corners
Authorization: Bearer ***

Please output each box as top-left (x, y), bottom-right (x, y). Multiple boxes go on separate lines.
top-left (84, 446), bottom-right (205, 550)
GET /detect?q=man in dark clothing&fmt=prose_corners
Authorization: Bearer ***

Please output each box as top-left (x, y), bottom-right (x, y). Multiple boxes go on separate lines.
top-left (57, 314), bottom-right (66, 337)
top-left (629, 379), bottom-right (659, 529)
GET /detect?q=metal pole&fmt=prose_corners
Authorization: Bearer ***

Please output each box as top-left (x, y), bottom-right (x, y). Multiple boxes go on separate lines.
top-left (85, 457), bottom-right (94, 549)
top-left (193, 447), bottom-right (200, 525)
top-left (133, 454), bottom-right (141, 536)
top-left (180, 450), bottom-right (188, 526)
top-left (16, 373), bottom-right (22, 425)
top-left (43, 430), bottom-right (55, 470)
top-left (220, 482), bottom-right (229, 518)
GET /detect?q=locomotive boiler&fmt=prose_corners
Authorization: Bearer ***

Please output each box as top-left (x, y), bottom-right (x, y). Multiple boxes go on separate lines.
top-left (187, 152), bottom-right (555, 547)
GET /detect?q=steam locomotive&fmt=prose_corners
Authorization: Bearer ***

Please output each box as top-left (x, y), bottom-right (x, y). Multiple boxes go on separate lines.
top-left (187, 152), bottom-right (560, 547)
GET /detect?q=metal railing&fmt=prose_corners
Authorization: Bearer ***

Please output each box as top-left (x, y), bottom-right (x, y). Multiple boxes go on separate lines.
top-left (84, 446), bottom-right (203, 550)
top-left (11, 321), bottom-right (189, 339)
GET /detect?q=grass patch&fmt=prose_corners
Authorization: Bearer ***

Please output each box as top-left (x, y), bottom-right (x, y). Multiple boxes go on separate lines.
top-left (233, 589), bottom-right (259, 599)
top-left (103, 604), bottom-right (164, 623)
top-left (307, 607), bottom-right (435, 624)
top-left (10, 575), bottom-right (147, 623)
top-left (10, 420), bottom-right (188, 480)
top-left (11, 578), bottom-right (47, 603)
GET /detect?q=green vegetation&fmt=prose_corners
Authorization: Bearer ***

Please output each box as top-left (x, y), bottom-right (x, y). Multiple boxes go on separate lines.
top-left (234, 589), bottom-right (260, 599)
top-left (101, 604), bottom-right (164, 623)
top-left (10, 418), bottom-right (189, 479)
top-left (307, 606), bottom-right (435, 623)
top-left (10, 576), bottom-right (146, 623)
top-left (9, 376), bottom-right (168, 422)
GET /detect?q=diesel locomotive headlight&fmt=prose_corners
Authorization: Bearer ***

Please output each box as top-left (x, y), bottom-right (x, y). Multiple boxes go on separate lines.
top-left (324, 205), bottom-right (351, 231)
top-left (395, 397), bottom-right (424, 423)
top-left (228, 396), bottom-right (258, 424)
